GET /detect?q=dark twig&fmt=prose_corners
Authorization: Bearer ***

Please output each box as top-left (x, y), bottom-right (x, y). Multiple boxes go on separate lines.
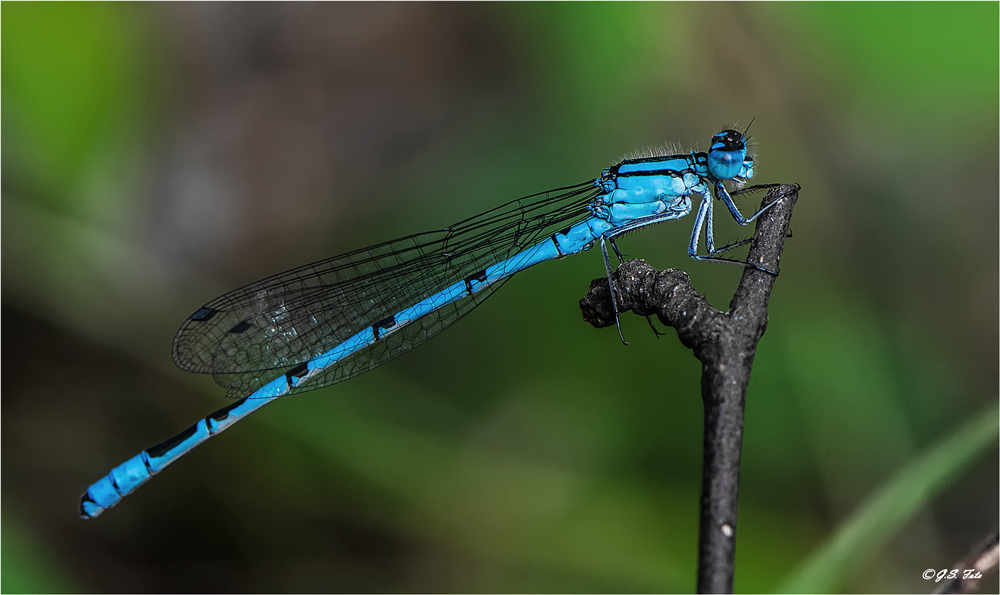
top-left (579, 184), bottom-right (799, 593)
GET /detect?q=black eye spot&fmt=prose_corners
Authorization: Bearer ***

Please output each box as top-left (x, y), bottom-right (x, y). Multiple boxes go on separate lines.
top-left (712, 130), bottom-right (745, 152)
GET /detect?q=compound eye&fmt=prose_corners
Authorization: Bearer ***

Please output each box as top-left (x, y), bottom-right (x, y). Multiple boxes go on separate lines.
top-left (708, 150), bottom-right (742, 180)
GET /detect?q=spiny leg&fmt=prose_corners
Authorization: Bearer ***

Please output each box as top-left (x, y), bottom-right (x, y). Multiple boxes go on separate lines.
top-left (703, 197), bottom-right (755, 256)
top-left (689, 186), bottom-right (782, 275)
top-left (688, 189), bottom-right (778, 274)
top-left (608, 237), bottom-right (664, 338)
top-left (716, 182), bottom-right (786, 225)
top-left (609, 237), bottom-right (626, 263)
top-left (600, 236), bottom-right (630, 345)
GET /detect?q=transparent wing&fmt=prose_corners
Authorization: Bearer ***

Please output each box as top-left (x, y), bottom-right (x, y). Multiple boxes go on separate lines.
top-left (172, 181), bottom-right (600, 398)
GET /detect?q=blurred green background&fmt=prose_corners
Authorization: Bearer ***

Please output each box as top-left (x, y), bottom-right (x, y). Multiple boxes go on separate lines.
top-left (2, 3), bottom-right (997, 593)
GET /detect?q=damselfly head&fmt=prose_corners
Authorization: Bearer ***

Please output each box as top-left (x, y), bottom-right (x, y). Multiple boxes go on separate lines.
top-left (708, 129), bottom-right (749, 181)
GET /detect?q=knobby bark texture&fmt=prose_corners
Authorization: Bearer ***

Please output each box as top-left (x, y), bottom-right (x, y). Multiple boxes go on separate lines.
top-left (579, 184), bottom-right (799, 593)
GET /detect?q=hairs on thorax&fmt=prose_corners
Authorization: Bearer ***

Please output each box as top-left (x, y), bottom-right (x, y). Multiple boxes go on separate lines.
top-left (617, 123), bottom-right (759, 165)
